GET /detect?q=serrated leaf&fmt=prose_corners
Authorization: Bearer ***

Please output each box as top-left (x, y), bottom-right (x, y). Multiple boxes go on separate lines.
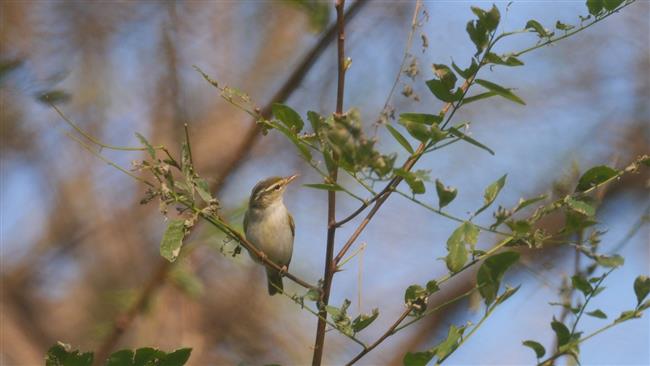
top-left (477, 251), bottom-right (520, 305)
top-left (586, 309), bottom-right (607, 319)
top-left (565, 197), bottom-right (595, 217)
top-left (386, 124), bottom-right (414, 154)
top-left (476, 174), bottom-right (507, 216)
top-left (586, 0), bottom-right (604, 16)
top-left (603, 0), bottom-right (625, 10)
top-left (448, 126), bottom-right (495, 155)
top-left (272, 103), bottom-right (304, 132)
top-left (522, 340), bottom-right (546, 359)
top-left (475, 79), bottom-right (526, 105)
top-left (160, 220), bottom-right (186, 262)
top-left (551, 319), bottom-right (571, 346)
top-left (572, 275), bottom-right (593, 296)
top-left (303, 183), bottom-right (344, 192)
top-left (352, 308), bottom-right (379, 333)
top-left (135, 133), bottom-right (156, 158)
top-left (435, 179), bottom-right (458, 208)
top-left (403, 351), bottom-right (435, 366)
top-left (45, 343), bottom-right (94, 366)
top-left (159, 348), bottom-right (192, 366)
top-left (426, 79), bottom-right (462, 103)
top-left (399, 113), bottom-right (443, 126)
top-left (576, 165), bottom-right (618, 192)
top-left (107, 350), bottom-right (134, 366)
top-left (634, 276), bottom-right (650, 306)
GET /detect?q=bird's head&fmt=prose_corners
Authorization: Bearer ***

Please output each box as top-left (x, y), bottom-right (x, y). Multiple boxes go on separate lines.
top-left (249, 174), bottom-right (298, 209)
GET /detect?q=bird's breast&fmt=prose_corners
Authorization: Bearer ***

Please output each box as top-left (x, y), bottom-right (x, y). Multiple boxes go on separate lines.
top-left (245, 203), bottom-right (294, 266)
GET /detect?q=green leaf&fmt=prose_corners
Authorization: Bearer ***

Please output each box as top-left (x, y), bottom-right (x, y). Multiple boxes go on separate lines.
top-left (639, 299), bottom-right (650, 311)
top-left (576, 165), bottom-right (618, 192)
top-left (593, 254), bottom-right (624, 268)
top-left (425, 79), bottom-right (462, 103)
top-left (522, 340), bottom-right (546, 359)
top-left (403, 351), bottom-right (435, 366)
top-left (307, 111), bottom-right (323, 134)
top-left (526, 20), bottom-right (551, 38)
top-left (603, 0), bottom-right (625, 10)
top-left (551, 319), bottom-right (571, 346)
top-left (462, 91), bottom-right (498, 105)
top-left (615, 310), bottom-right (640, 323)
top-left (160, 219), bottom-right (186, 262)
top-left (475, 174), bottom-right (507, 216)
top-left (135, 133), bottom-right (156, 159)
top-left (513, 195), bottom-right (546, 213)
top-left (496, 284), bottom-right (520, 304)
top-left (452, 59), bottom-right (478, 79)
top-left (466, 20), bottom-right (488, 55)
top-left (303, 183), bottom-right (344, 192)
top-left (586, 309), bottom-right (607, 319)
top-left (107, 350), bottom-right (134, 366)
top-left (586, 0), bottom-right (604, 15)
top-left (432, 64), bottom-right (457, 90)
top-left (159, 348), bottom-right (192, 366)
top-left (274, 123), bottom-right (312, 161)
top-left (435, 179), bottom-right (458, 208)
top-left (555, 21), bottom-right (575, 31)
top-left (272, 103), bottom-right (304, 132)
top-left (445, 222), bottom-right (478, 273)
top-left (565, 197), bottom-right (595, 217)
top-left (395, 168), bottom-right (426, 195)
top-left (399, 113), bottom-right (443, 126)
top-left (404, 284), bottom-right (427, 305)
top-left (572, 275), bottom-right (593, 296)
top-left (477, 251), bottom-right (520, 305)
top-left (485, 52), bottom-right (524, 67)
top-left (634, 276), bottom-right (650, 306)
top-left (448, 126), bottom-right (495, 155)
top-left (398, 119), bottom-right (430, 143)
top-left (386, 124), bottom-right (414, 154)
top-left (133, 348), bottom-right (164, 366)
top-left (194, 178), bottom-right (213, 203)
top-left (426, 280), bottom-right (440, 294)
top-left (352, 308), bottom-right (379, 333)
top-left (435, 324), bottom-right (463, 360)
top-left (475, 79), bottom-right (526, 105)
top-left (45, 343), bottom-right (93, 366)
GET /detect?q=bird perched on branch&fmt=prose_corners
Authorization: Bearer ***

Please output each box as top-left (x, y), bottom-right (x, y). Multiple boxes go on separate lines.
top-left (244, 174), bottom-right (297, 295)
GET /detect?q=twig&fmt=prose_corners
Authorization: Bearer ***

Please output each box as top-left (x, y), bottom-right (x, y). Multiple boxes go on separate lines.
top-left (312, 1), bottom-right (347, 365)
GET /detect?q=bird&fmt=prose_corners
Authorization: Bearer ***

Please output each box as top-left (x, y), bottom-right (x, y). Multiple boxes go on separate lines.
top-left (243, 174), bottom-right (297, 295)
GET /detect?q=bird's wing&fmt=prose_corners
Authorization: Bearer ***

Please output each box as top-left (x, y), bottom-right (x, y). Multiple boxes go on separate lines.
top-left (243, 210), bottom-right (249, 233)
top-left (288, 212), bottom-right (295, 238)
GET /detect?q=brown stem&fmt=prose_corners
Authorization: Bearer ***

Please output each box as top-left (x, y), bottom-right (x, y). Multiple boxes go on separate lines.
top-left (312, 1), bottom-right (346, 365)
top-left (93, 1), bottom-right (369, 363)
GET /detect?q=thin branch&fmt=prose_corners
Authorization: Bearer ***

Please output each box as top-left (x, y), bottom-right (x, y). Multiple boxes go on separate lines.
top-left (312, 1), bottom-right (347, 365)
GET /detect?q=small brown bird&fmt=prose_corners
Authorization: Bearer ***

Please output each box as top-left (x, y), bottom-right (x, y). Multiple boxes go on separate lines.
top-left (243, 175), bottom-right (297, 295)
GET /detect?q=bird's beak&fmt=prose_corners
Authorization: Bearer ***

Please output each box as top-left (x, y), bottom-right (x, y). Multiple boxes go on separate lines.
top-left (284, 174), bottom-right (299, 185)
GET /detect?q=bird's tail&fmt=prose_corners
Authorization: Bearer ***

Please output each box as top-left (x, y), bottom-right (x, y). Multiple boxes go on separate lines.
top-left (266, 269), bottom-right (284, 296)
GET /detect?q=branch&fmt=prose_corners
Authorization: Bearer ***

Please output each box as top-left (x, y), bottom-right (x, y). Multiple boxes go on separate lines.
top-left (312, 1), bottom-right (347, 365)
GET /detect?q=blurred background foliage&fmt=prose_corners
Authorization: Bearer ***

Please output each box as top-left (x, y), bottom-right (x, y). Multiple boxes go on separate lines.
top-left (1, 1), bottom-right (648, 365)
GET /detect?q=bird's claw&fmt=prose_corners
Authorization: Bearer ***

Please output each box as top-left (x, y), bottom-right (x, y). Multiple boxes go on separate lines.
top-left (279, 265), bottom-right (288, 276)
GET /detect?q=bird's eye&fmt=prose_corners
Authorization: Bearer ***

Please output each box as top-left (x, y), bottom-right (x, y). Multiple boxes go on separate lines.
top-left (274, 185), bottom-right (281, 191)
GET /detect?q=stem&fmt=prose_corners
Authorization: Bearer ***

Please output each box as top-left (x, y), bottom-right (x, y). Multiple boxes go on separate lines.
top-left (312, 1), bottom-right (347, 365)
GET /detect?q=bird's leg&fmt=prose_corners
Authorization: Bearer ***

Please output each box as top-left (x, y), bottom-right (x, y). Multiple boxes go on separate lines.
top-left (279, 265), bottom-right (288, 277)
